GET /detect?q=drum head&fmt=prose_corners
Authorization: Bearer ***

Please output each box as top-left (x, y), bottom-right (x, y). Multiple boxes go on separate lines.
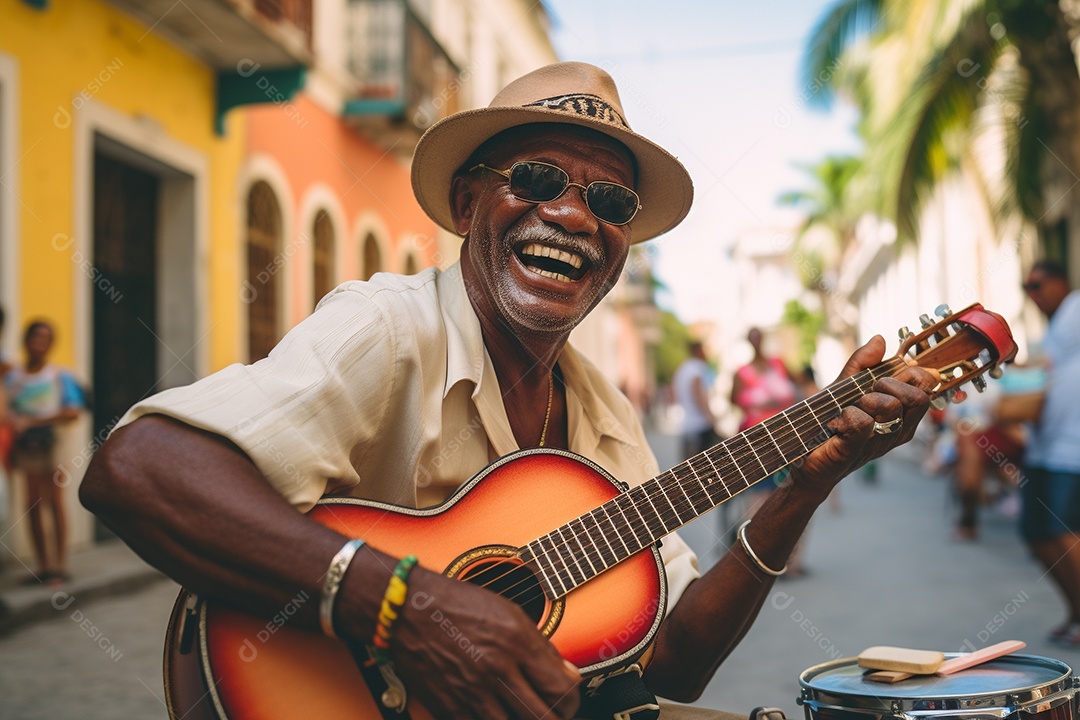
top-left (800, 654), bottom-right (1073, 713)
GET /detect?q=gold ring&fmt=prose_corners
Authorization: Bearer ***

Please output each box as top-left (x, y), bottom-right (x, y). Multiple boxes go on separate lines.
top-left (873, 417), bottom-right (902, 435)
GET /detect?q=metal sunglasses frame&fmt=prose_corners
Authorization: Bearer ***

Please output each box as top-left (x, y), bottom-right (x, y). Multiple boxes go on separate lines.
top-left (469, 160), bottom-right (642, 225)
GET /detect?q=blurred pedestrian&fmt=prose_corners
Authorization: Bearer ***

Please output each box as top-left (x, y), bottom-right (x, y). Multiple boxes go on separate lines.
top-left (730, 328), bottom-right (797, 432)
top-left (5, 320), bottom-right (84, 585)
top-left (672, 340), bottom-right (717, 458)
top-left (950, 383), bottom-right (1025, 541)
top-left (1019, 260), bottom-right (1080, 644)
top-left (731, 329), bottom-right (806, 575)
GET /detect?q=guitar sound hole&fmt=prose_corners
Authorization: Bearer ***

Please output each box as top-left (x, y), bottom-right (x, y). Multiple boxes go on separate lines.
top-left (459, 559), bottom-right (547, 625)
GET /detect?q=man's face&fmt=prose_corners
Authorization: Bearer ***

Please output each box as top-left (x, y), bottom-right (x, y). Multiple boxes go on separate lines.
top-left (1024, 270), bottom-right (1069, 317)
top-left (456, 125), bottom-right (635, 338)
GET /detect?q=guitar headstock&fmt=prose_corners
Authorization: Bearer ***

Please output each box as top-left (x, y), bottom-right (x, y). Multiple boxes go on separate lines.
top-left (897, 303), bottom-right (1018, 409)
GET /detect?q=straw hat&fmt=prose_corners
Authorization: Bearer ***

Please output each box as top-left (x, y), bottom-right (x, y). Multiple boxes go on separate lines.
top-left (411, 62), bottom-right (693, 243)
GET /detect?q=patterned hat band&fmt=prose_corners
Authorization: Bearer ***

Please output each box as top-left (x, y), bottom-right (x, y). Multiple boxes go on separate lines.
top-left (523, 94), bottom-right (629, 129)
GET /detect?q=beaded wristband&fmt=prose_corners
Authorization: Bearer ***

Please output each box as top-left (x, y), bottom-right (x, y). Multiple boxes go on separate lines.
top-left (737, 520), bottom-right (787, 577)
top-left (320, 538), bottom-right (366, 638)
top-left (367, 554), bottom-right (419, 666)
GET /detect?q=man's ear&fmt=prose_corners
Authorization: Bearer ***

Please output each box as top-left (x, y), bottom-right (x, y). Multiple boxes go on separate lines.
top-left (449, 175), bottom-right (476, 235)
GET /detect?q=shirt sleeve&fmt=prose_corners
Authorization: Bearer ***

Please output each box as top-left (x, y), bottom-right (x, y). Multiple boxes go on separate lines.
top-left (58, 372), bottom-right (85, 409)
top-left (114, 286), bottom-right (399, 511)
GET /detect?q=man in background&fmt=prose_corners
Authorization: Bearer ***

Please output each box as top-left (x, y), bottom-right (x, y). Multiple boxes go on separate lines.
top-left (673, 341), bottom-right (717, 458)
top-left (1020, 260), bottom-right (1080, 645)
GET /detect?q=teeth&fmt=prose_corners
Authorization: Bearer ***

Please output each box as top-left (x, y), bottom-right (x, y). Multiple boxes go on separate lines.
top-left (520, 243), bottom-right (584, 269)
top-left (528, 266), bottom-right (573, 283)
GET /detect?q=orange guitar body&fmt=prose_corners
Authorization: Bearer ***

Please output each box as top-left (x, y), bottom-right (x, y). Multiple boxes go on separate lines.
top-left (164, 449), bottom-right (667, 720)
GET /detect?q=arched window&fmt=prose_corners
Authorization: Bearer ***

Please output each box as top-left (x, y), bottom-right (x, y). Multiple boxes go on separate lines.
top-left (312, 209), bottom-right (335, 308)
top-left (362, 233), bottom-right (382, 281)
top-left (246, 181), bottom-right (282, 362)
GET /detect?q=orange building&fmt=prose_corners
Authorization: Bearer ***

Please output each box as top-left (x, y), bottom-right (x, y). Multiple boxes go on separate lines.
top-left (239, 93), bottom-right (440, 359)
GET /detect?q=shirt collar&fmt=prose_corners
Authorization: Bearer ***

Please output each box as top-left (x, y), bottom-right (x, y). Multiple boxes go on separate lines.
top-left (436, 262), bottom-right (636, 451)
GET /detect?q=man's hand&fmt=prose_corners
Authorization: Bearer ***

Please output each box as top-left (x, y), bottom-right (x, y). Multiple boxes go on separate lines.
top-left (792, 335), bottom-right (937, 497)
top-left (390, 568), bottom-right (580, 720)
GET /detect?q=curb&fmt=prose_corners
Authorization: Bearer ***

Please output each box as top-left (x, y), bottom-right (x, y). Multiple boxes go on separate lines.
top-left (0, 544), bottom-right (168, 635)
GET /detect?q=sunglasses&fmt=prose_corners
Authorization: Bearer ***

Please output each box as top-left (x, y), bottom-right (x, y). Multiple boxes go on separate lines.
top-left (470, 161), bottom-right (641, 226)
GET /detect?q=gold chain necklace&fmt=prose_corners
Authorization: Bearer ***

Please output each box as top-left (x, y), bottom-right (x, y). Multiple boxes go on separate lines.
top-left (538, 370), bottom-right (554, 447)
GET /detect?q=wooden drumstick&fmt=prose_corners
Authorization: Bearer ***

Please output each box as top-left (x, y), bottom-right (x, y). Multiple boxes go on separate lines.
top-left (936, 640), bottom-right (1026, 675)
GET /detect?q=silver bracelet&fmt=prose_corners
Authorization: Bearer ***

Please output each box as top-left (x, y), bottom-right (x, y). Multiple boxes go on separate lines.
top-left (320, 538), bottom-right (366, 638)
top-left (737, 520), bottom-right (786, 576)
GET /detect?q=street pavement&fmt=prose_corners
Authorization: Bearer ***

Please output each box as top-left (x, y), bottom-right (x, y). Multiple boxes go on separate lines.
top-left (0, 433), bottom-right (1072, 719)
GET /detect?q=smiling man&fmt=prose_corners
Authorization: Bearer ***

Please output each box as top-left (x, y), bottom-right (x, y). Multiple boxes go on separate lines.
top-left (81, 63), bottom-right (935, 720)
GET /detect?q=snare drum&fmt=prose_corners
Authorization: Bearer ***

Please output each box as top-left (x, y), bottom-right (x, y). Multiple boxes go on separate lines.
top-left (799, 655), bottom-right (1077, 720)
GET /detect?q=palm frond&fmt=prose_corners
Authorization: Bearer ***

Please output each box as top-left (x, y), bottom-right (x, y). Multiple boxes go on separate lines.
top-left (802, 0), bottom-right (887, 108)
top-left (1007, 81), bottom-right (1046, 222)
top-left (887, 10), bottom-right (1002, 238)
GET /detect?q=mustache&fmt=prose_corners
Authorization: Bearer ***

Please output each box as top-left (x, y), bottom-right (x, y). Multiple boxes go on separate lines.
top-left (507, 223), bottom-right (605, 267)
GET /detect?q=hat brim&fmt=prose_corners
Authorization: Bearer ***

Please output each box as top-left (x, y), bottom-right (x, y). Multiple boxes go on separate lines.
top-left (411, 106), bottom-right (693, 244)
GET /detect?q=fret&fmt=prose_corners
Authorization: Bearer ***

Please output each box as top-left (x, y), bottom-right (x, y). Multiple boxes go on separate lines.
top-left (525, 545), bottom-right (563, 600)
top-left (579, 516), bottom-right (610, 572)
top-left (804, 396), bottom-right (832, 434)
top-left (590, 508), bottom-right (619, 568)
top-left (628, 485), bottom-right (664, 542)
top-left (655, 475), bottom-right (688, 527)
top-left (536, 535), bottom-right (569, 596)
top-left (554, 526), bottom-right (586, 586)
top-left (749, 425), bottom-right (784, 475)
top-left (702, 450), bottom-right (733, 500)
top-left (728, 432), bottom-right (769, 480)
top-left (677, 463), bottom-right (712, 515)
top-left (614, 493), bottom-right (650, 550)
top-left (716, 442), bottom-right (749, 488)
top-left (781, 407), bottom-right (811, 454)
top-left (602, 501), bottom-right (633, 558)
top-left (568, 518), bottom-right (600, 578)
top-left (759, 421), bottom-right (787, 465)
top-left (688, 460), bottom-right (719, 513)
top-left (823, 384), bottom-right (844, 413)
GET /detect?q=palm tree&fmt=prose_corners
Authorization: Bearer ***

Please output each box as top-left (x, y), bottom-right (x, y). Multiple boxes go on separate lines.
top-left (778, 153), bottom-right (863, 342)
top-left (803, 0), bottom-right (1080, 269)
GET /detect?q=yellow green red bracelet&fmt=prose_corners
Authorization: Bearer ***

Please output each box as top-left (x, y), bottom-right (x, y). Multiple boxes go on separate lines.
top-left (366, 554), bottom-right (418, 666)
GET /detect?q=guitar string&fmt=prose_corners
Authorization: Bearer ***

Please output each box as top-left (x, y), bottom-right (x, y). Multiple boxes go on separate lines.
top-left (473, 358), bottom-right (910, 605)
top-left (482, 358), bottom-right (908, 605)
top-left (492, 358), bottom-right (908, 605)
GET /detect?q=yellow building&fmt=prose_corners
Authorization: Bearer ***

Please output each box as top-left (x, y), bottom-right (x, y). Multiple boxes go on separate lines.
top-left (0, 0), bottom-right (312, 555)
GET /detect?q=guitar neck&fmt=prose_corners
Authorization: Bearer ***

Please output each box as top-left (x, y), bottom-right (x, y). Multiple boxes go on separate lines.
top-left (524, 355), bottom-right (908, 598)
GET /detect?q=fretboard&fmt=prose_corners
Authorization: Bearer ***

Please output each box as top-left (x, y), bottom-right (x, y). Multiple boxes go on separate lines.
top-left (523, 356), bottom-right (907, 599)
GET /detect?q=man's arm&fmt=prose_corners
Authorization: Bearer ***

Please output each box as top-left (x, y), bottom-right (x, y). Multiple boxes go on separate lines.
top-left (644, 336), bottom-right (937, 701)
top-left (81, 415), bottom-right (580, 720)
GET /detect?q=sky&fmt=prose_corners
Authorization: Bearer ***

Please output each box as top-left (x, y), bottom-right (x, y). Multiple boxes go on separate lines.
top-left (543, 0), bottom-right (861, 325)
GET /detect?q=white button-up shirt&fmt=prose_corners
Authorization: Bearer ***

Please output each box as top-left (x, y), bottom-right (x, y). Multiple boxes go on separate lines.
top-left (118, 263), bottom-right (700, 607)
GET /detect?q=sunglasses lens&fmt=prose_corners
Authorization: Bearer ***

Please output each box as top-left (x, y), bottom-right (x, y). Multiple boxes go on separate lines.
top-left (509, 162), bottom-right (568, 202)
top-left (587, 182), bottom-right (639, 225)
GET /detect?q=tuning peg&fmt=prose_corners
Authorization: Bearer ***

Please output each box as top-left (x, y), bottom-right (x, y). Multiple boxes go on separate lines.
top-left (989, 365), bottom-right (1004, 379)
top-left (931, 396), bottom-right (949, 410)
top-left (935, 304), bottom-right (953, 318)
top-left (919, 314), bottom-right (934, 329)
top-left (972, 376), bottom-right (987, 393)
top-left (898, 326), bottom-right (913, 341)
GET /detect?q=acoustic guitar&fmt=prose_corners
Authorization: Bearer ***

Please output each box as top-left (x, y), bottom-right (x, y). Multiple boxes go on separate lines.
top-left (162, 304), bottom-right (1017, 720)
